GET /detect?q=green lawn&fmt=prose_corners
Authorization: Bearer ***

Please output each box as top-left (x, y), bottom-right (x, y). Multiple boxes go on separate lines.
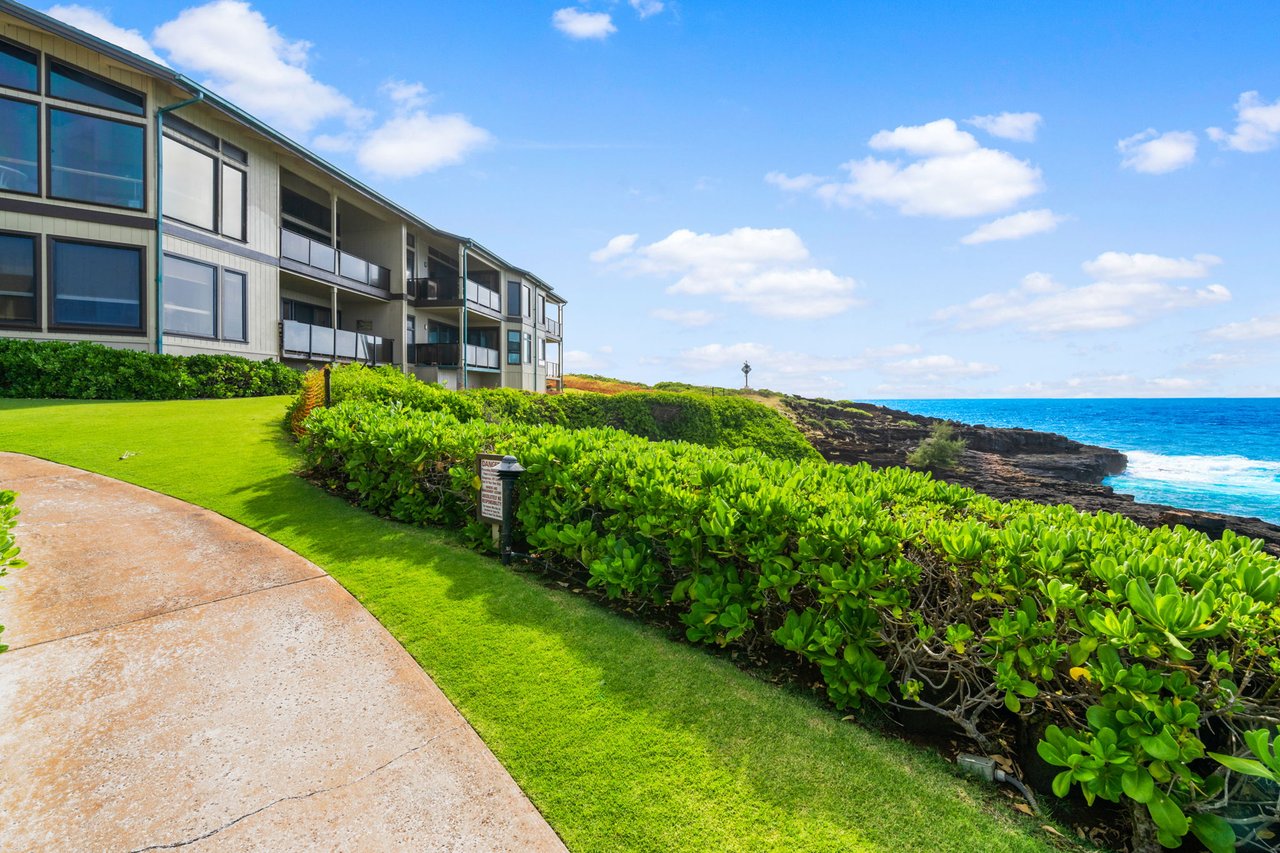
top-left (0, 397), bottom-right (1064, 852)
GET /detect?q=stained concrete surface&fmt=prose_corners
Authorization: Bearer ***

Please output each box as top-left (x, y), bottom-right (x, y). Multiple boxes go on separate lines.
top-left (0, 453), bottom-right (567, 852)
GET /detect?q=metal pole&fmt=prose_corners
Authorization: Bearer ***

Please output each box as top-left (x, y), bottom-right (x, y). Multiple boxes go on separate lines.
top-left (323, 364), bottom-right (331, 407)
top-left (459, 240), bottom-right (471, 390)
top-left (154, 91), bottom-right (205, 354)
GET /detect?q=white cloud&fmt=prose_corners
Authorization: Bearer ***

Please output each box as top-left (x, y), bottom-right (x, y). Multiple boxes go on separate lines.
top-left (651, 308), bottom-right (716, 327)
top-left (552, 8), bottom-right (616, 39)
top-left (565, 349), bottom-right (611, 373)
top-left (862, 343), bottom-right (921, 358)
top-left (966, 112), bottom-right (1043, 142)
top-left (1208, 91), bottom-right (1280, 153)
top-left (356, 112), bottom-right (491, 178)
top-left (882, 354), bottom-right (998, 380)
top-left (153, 0), bottom-right (367, 138)
top-left (1208, 314), bottom-right (1280, 341)
top-left (772, 118), bottom-right (1043, 218)
top-left (936, 253), bottom-right (1231, 334)
top-left (629, 0), bottom-right (664, 18)
top-left (1117, 129), bottom-right (1198, 174)
top-left (1082, 251), bottom-right (1220, 282)
top-left (765, 171), bottom-right (825, 191)
top-left (1003, 373), bottom-right (1209, 398)
top-left (960, 209), bottom-right (1066, 245)
top-left (598, 227), bottom-right (861, 319)
top-left (679, 343), bottom-right (863, 375)
top-left (381, 79), bottom-right (429, 110)
top-left (47, 4), bottom-right (164, 63)
top-left (589, 234), bottom-right (639, 262)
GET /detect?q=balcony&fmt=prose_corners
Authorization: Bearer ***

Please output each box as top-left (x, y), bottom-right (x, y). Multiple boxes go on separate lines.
top-left (282, 320), bottom-right (393, 363)
top-left (545, 360), bottom-right (561, 378)
top-left (413, 342), bottom-right (501, 369)
top-left (541, 316), bottom-right (562, 337)
top-left (280, 228), bottom-right (390, 291)
top-left (408, 276), bottom-right (503, 315)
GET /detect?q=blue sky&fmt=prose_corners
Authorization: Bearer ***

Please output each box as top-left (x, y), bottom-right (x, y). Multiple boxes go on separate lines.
top-left (49, 0), bottom-right (1280, 397)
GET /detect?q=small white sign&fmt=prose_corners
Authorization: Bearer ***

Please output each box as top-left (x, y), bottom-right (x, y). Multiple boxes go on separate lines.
top-left (477, 454), bottom-right (504, 522)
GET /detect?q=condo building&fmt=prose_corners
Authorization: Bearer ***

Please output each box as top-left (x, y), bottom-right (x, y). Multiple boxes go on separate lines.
top-left (0, 0), bottom-right (565, 392)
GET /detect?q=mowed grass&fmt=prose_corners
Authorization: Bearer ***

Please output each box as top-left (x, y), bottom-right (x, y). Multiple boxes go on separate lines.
top-left (0, 397), bottom-right (1064, 853)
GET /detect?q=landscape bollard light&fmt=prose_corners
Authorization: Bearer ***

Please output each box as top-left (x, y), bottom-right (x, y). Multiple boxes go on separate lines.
top-left (323, 364), bottom-right (332, 407)
top-left (496, 455), bottom-right (525, 564)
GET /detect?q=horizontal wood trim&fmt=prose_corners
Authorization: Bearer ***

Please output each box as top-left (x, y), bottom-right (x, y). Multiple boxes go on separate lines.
top-left (0, 195), bottom-right (155, 229)
top-left (164, 222), bottom-right (279, 267)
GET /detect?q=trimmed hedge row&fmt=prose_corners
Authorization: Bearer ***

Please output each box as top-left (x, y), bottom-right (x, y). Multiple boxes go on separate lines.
top-left (0, 338), bottom-right (300, 400)
top-left (301, 399), bottom-right (1280, 852)
top-left (300, 364), bottom-right (817, 461)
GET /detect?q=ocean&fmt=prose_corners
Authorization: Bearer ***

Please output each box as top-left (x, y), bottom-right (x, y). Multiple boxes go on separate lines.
top-left (870, 398), bottom-right (1280, 525)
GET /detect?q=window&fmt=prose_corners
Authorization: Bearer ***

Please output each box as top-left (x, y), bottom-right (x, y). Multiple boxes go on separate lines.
top-left (0, 38), bottom-right (38, 93)
top-left (538, 294), bottom-right (546, 323)
top-left (405, 314), bottom-right (415, 347)
top-left (523, 284), bottom-right (532, 318)
top-left (282, 298), bottom-right (331, 328)
top-left (165, 113), bottom-right (218, 149)
top-left (48, 61), bottom-right (144, 116)
top-left (427, 321), bottom-right (458, 344)
top-left (0, 97), bottom-right (39, 194)
top-left (222, 142), bottom-right (247, 165)
top-left (221, 270), bottom-right (246, 341)
top-left (524, 332), bottom-right (532, 362)
top-left (507, 281), bottom-right (520, 316)
top-left (164, 254), bottom-right (216, 337)
top-left (48, 108), bottom-right (144, 209)
top-left (0, 233), bottom-right (36, 326)
top-left (221, 164), bottom-right (245, 240)
top-left (163, 136), bottom-right (216, 230)
top-left (507, 330), bottom-right (521, 364)
top-left (51, 239), bottom-right (142, 330)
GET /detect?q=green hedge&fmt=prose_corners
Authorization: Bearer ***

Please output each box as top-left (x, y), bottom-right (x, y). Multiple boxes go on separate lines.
top-left (0, 339), bottom-right (300, 400)
top-left (313, 364), bottom-right (817, 461)
top-left (0, 490), bottom-right (26, 654)
top-left (301, 399), bottom-right (1280, 851)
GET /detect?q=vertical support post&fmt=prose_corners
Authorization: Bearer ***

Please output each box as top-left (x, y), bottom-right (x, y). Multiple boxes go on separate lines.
top-left (495, 455), bottom-right (525, 565)
top-left (323, 364), bottom-right (331, 407)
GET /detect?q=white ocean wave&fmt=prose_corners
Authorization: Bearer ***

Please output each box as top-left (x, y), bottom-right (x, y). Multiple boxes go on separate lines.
top-left (1112, 451), bottom-right (1280, 497)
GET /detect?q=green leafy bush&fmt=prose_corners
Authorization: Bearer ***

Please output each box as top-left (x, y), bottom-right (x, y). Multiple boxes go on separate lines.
top-left (907, 422), bottom-right (966, 470)
top-left (0, 339), bottom-right (300, 400)
top-left (0, 490), bottom-right (27, 654)
top-left (301, 398), bottom-right (1280, 851)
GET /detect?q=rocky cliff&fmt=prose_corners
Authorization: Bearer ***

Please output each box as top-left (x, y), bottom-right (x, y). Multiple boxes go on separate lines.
top-left (785, 397), bottom-right (1280, 556)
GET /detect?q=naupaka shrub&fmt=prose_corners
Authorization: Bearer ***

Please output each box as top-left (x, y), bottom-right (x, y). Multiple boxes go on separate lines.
top-left (301, 399), bottom-right (1280, 852)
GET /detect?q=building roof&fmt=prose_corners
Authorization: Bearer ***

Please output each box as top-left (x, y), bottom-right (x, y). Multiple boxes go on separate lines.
top-left (0, 0), bottom-right (562, 300)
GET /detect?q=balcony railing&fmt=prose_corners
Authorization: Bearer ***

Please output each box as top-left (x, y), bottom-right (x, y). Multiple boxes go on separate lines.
top-left (412, 342), bottom-right (501, 369)
top-left (280, 228), bottom-right (390, 291)
top-left (409, 277), bottom-right (503, 313)
top-left (545, 360), bottom-right (561, 378)
top-left (282, 320), bottom-right (393, 363)
top-left (542, 316), bottom-right (562, 337)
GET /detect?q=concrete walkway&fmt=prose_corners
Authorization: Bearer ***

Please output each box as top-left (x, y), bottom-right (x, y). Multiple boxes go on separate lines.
top-left (0, 453), bottom-right (566, 852)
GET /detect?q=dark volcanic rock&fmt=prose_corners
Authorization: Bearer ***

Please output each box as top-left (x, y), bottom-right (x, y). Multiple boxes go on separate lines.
top-left (786, 396), bottom-right (1280, 556)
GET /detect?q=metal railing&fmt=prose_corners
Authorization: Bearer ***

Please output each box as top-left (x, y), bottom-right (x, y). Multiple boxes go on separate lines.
top-left (542, 316), bottom-right (562, 337)
top-left (412, 342), bottom-right (500, 369)
top-left (409, 277), bottom-right (503, 312)
top-left (545, 360), bottom-right (561, 378)
top-left (282, 320), bottom-right (392, 363)
top-left (280, 228), bottom-right (390, 290)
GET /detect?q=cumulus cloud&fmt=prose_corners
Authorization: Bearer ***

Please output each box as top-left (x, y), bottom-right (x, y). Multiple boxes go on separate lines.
top-left (564, 349), bottom-right (611, 373)
top-left (651, 308), bottom-right (716, 327)
top-left (153, 0), bottom-right (367, 137)
top-left (552, 8), bottom-right (616, 39)
top-left (961, 209), bottom-right (1066, 245)
top-left (882, 354), bottom-right (998, 380)
top-left (770, 118), bottom-right (1043, 218)
top-left (1208, 91), bottom-right (1280, 153)
top-left (1117, 129), bottom-right (1198, 174)
top-left (1207, 314), bottom-right (1280, 341)
top-left (936, 253), bottom-right (1231, 334)
top-left (862, 343), bottom-right (921, 358)
top-left (679, 343), bottom-right (863, 376)
top-left (1004, 373), bottom-right (1209, 398)
top-left (630, 0), bottom-right (665, 18)
top-left (356, 112), bottom-right (491, 178)
top-left (47, 4), bottom-right (164, 63)
top-left (591, 226), bottom-right (861, 319)
top-left (966, 112), bottom-right (1043, 142)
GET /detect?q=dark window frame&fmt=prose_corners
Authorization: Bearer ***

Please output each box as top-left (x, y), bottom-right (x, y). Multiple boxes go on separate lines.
top-left (0, 93), bottom-right (41, 198)
top-left (47, 59), bottom-right (145, 116)
top-left (162, 134), bottom-right (218, 232)
top-left (506, 329), bottom-right (521, 365)
top-left (0, 228), bottom-right (40, 330)
top-left (47, 235), bottom-right (146, 335)
top-left (161, 131), bottom-right (249, 243)
top-left (220, 161), bottom-right (247, 243)
top-left (46, 104), bottom-right (147, 211)
top-left (0, 35), bottom-right (40, 94)
top-left (220, 267), bottom-right (248, 342)
top-left (162, 253), bottom-right (218, 340)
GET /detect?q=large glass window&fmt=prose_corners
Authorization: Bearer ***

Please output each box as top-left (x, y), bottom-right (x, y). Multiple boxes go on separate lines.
top-left (506, 281), bottom-right (521, 316)
top-left (51, 239), bottom-right (142, 330)
top-left (163, 255), bottom-right (216, 337)
top-left (221, 270), bottom-right (246, 341)
top-left (0, 97), bottom-right (39, 194)
top-left (524, 332), bottom-right (532, 362)
top-left (49, 109), bottom-right (145, 209)
top-left (507, 330), bottom-right (521, 364)
top-left (48, 61), bottom-right (144, 116)
top-left (0, 233), bottom-right (36, 326)
top-left (163, 136), bottom-right (216, 230)
top-left (221, 164), bottom-right (245, 240)
top-left (0, 39), bottom-right (38, 92)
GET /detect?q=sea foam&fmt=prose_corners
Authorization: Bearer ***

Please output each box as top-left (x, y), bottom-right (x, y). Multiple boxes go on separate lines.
top-left (1115, 451), bottom-right (1280, 497)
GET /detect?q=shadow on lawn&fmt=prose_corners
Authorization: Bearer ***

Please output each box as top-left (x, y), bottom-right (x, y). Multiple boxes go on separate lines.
top-left (231, 467), bottom-right (1051, 852)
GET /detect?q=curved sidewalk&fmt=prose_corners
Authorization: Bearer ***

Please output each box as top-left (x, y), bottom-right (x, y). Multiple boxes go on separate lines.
top-left (0, 453), bottom-right (566, 852)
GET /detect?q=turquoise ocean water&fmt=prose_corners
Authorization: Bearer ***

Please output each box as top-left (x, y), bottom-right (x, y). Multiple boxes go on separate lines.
top-left (871, 399), bottom-right (1280, 525)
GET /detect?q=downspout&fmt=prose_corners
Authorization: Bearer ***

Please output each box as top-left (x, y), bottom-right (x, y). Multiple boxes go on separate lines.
top-left (154, 89), bottom-right (204, 354)
top-left (459, 239), bottom-right (472, 390)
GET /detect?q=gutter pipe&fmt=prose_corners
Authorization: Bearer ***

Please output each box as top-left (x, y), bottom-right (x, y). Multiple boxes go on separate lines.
top-left (154, 89), bottom-right (204, 354)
